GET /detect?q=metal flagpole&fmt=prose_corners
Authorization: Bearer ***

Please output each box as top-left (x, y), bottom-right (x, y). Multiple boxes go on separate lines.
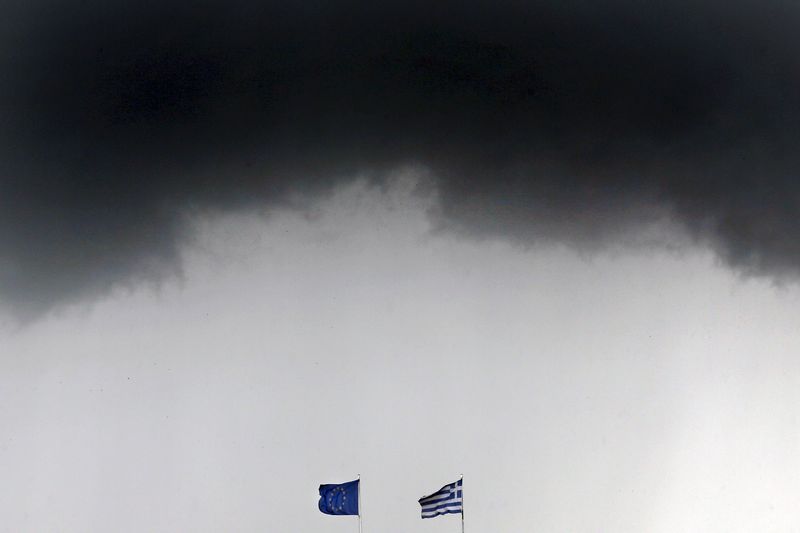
top-left (358, 474), bottom-right (362, 533)
top-left (460, 474), bottom-right (464, 533)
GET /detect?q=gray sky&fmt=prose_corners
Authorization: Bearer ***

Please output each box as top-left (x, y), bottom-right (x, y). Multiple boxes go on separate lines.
top-left (3, 1), bottom-right (800, 530)
top-left (3, 180), bottom-right (799, 531)
top-left (3, 0), bottom-right (800, 317)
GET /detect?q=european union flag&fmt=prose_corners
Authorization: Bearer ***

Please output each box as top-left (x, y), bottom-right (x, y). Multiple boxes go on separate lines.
top-left (318, 479), bottom-right (359, 516)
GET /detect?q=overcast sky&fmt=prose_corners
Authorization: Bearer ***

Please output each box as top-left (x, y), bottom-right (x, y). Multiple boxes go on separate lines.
top-left (3, 0), bottom-right (800, 531)
top-left (3, 181), bottom-right (800, 531)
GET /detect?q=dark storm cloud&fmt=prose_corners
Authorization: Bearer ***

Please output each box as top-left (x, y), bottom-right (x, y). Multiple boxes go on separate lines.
top-left (1, 0), bottom-right (799, 315)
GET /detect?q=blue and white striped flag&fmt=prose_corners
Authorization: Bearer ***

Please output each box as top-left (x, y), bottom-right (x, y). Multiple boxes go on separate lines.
top-left (418, 478), bottom-right (463, 519)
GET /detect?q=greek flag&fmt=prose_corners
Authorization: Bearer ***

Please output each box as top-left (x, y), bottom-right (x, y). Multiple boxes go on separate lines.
top-left (418, 478), bottom-right (463, 519)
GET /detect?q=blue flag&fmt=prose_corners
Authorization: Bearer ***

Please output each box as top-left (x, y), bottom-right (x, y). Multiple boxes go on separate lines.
top-left (318, 479), bottom-right (359, 515)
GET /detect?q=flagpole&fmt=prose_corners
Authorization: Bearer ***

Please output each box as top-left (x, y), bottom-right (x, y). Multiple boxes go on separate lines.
top-left (358, 474), bottom-right (362, 533)
top-left (460, 474), bottom-right (464, 533)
